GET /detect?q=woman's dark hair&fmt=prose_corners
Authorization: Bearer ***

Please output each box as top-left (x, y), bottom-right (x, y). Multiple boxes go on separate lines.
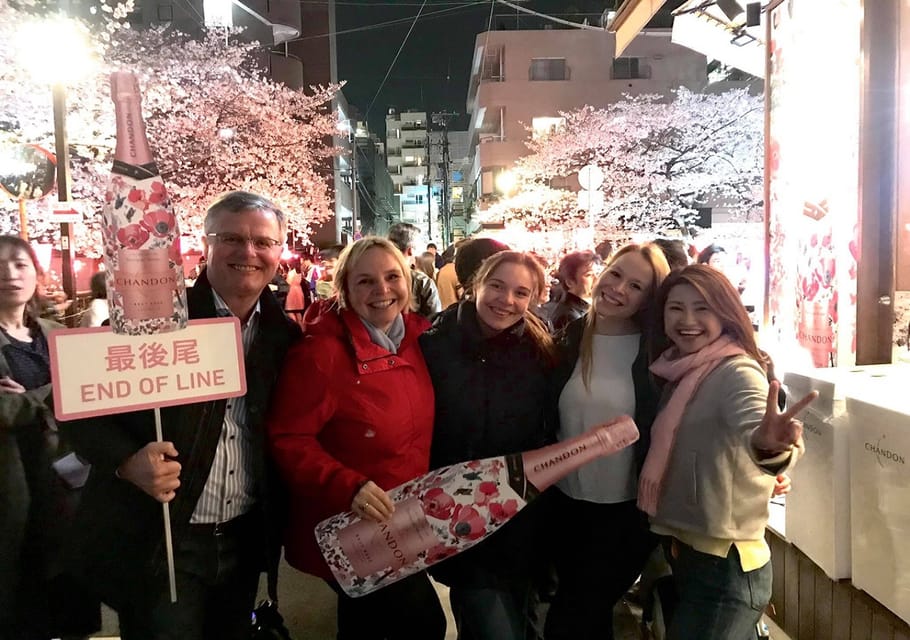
top-left (696, 243), bottom-right (726, 265)
top-left (454, 238), bottom-right (510, 296)
top-left (89, 271), bottom-right (107, 300)
top-left (652, 238), bottom-right (690, 271)
top-left (0, 235), bottom-right (43, 324)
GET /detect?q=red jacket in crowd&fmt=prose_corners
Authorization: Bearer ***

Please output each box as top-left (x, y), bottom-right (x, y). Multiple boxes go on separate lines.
top-left (267, 301), bottom-right (434, 579)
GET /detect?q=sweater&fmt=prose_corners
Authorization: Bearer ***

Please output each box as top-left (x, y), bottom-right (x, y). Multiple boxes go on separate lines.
top-left (650, 356), bottom-right (800, 543)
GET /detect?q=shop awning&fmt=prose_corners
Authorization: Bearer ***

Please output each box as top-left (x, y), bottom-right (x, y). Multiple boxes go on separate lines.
top-left (670, 0), bottom-right (765, 78)
top-left (609, 0), bottom-right (671, 57)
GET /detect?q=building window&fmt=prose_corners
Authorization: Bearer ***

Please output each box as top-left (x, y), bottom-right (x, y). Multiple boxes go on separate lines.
top-left (612, 57), bottom-right (651, 80)
top-left (482, 46), bottom-right (505, 81)
top-left (531, 117), bottom-right (566, 140)
top-left (529, 58), bottom-right (568, 81)
top-left (157, 4), bottom-right (173, 20)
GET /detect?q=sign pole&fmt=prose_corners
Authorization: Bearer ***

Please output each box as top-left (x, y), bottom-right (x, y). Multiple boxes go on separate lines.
top-left (154, 407), bottom-right (178, 603)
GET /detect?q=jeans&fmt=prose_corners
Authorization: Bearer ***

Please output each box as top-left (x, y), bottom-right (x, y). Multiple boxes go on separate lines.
top-left (667, 540), bottom-right (772, 640)
top-left (117, 513), bottom-right (262, 640)
top-left (329, 572), bottom-right (446, 640)
top-left (449, 582), bottom-right (533, 640)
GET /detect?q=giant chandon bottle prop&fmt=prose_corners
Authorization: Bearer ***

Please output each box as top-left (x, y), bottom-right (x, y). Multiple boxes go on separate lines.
top-left (317, 415), bottom-right (639, 597)
top-left (102, 71), bottom-right (187, 335)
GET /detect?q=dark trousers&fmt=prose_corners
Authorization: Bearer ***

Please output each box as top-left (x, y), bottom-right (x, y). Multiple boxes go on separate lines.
top-left (118, 512), bottom-right (262, 640)
top-left (667, 540), bottom-right (771, 640)
top-left (329, 571), bottom-right (446, 640)
top-left (544, 493), bottom-right (657, 640)
top-left (449, 579), bottom-right (535, 640)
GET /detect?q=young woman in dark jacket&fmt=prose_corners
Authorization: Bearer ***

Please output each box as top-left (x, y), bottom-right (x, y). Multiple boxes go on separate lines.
top-left (544, 243), bottom-right (670, 640)
top-left (419, 251), bottom-right (557, 640)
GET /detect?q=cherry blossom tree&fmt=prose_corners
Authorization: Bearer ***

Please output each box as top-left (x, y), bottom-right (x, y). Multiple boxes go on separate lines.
top-left (486, 88), bottom-right (764, 236)
top-left (0, 0), bottom-right (340, 256)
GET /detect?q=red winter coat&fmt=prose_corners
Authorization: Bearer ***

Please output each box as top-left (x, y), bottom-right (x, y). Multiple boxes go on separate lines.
top-left (267, 301), bottom-right (434, 579)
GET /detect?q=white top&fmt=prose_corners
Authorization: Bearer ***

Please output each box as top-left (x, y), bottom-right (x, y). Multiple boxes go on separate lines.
top-left (80, 298), bottom-right (110, 328)
top-left (557, 333), bottom-right (640, 503)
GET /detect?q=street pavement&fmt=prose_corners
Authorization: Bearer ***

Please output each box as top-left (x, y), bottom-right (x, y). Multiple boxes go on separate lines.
top-left (93, 559), bottom-right (790, 639)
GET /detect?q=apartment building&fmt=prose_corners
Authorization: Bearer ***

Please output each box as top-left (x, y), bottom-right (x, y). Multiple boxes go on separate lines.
top-left (467, 26), bottom-right (707, 212)
top-left (135, 0), bottom-right (302, 86)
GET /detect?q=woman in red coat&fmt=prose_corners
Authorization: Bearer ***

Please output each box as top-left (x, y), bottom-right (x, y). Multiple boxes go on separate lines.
top-left (268, 237), bottom-right (445, 640)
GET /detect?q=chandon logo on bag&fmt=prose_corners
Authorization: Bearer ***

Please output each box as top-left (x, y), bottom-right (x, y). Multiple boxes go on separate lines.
top-left (865, 435), bottom-right (905, 468)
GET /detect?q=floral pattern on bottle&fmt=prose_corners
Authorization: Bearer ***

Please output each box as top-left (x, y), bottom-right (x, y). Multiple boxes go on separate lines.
top-left (316, 456), bottom-right (525, 598)
top-left (103, 172), bottom-right (188, 335)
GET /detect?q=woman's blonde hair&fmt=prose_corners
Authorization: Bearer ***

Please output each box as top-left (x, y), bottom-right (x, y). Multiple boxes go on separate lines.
top-left (333, 237), bottom-right (414, 312)
top-left (579, 243), bottom-right (670, 390)
top-left (472, 251), bottom-right (555, 363)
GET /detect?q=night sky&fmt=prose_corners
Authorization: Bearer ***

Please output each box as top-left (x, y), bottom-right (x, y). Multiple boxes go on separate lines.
top-left (333, 0), bottom-right (625, 135)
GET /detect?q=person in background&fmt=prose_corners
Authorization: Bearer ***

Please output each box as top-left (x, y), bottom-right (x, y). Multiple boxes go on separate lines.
top-left (388, 223), bottom-right (442, 319)
top-left (268, 237), bottom-right (446, 640)
top-left (644, 265), bottom-right (816, 640)
top-left (544, 251), bottom-right (600, 334)
top-left (436, 240), bottom-right (464, 309)
top-left (420, 251), bottom-right (556, 640)
top-left (427, 241), bottom-right (444, 270)
top-left (62, 191), bottom-right (300, 640)
top-left (316, 244), bottom-right (344, 301)
top-left (453, 237), bottom-right (510, 300)
top-left (80, 271), bottom-right (110, 328)
top-left (696, 244), bottom-right (727, 270)
top-left (417, 251), bottom-right (437, 280)
top-left (651, 238), bottom-right (690, 272)
top-left (0, 235), bottom-right (100, 640)
top-left (544, 244), bottom-right (670, 640)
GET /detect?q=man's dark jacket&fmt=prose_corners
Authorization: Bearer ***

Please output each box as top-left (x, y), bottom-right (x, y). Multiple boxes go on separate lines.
top-left (61, 270), bottom-right (300, 608)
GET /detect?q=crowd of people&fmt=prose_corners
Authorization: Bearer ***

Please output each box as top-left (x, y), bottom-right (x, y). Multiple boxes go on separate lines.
top-left (0, 190), bottom-right (816, 640)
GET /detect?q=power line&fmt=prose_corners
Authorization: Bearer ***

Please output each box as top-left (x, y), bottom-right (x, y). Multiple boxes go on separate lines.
top-left (365, 0), bottom-right (428, 120)
top-left (284, 2), bottom-right (483, 42)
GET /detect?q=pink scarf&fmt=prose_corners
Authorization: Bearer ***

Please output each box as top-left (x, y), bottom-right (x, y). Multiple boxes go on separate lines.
top-left (637, 335), bottom-right (746, 516)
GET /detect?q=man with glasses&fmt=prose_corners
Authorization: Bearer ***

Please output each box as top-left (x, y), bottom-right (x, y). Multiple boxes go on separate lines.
top-left (62, 191), bottom-right (300, 640)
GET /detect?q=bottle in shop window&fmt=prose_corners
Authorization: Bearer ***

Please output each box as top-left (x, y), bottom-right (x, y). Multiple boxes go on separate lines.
top-left (102, 71), bottom-right (187, 335)
top-left (316, 415), bottom-right (639, 597)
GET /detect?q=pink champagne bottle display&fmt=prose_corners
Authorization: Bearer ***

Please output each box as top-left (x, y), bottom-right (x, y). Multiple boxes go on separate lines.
top-left (316, 415), bottom-right (639, 597)
top-left (102, 71), bottom-right (187, 335)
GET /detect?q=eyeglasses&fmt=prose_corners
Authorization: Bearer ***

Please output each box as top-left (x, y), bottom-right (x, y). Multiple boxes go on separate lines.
top-left (207, 233), bottom-right (282, 252)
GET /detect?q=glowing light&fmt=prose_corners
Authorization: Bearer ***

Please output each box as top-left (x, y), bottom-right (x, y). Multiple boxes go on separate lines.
top-left (73, 259), bottom-right (84, 272)
top-left (495, 170), bottom-right (517, 194)
top-left (15, 16), bottom-right (96, 85)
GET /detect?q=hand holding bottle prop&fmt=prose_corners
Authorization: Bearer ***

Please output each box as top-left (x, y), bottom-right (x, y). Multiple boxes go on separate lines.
top-left (352, 481), bottom-right (395, 523)
top-left (753, 381), bottom-right (818, 454)
top-left (317, 415), bottom-right (639, 597)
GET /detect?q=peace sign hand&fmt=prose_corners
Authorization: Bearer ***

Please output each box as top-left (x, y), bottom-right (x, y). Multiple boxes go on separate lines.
top-left (752, 381), bottom-right (818, 455)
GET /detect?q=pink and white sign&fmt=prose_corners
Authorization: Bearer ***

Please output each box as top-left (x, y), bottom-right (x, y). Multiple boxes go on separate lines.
top-left (49, 318), bottom-right (246, 420)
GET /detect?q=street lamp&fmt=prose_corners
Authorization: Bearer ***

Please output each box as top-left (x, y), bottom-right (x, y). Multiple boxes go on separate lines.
top-left (14, 14), bottom-right (97, 302)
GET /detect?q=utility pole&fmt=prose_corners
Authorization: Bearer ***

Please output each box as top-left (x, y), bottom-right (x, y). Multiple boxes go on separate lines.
top-left (424, 117), bottom-right (433, 240)
top-left (431, 111), bottom-right (457, 246)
